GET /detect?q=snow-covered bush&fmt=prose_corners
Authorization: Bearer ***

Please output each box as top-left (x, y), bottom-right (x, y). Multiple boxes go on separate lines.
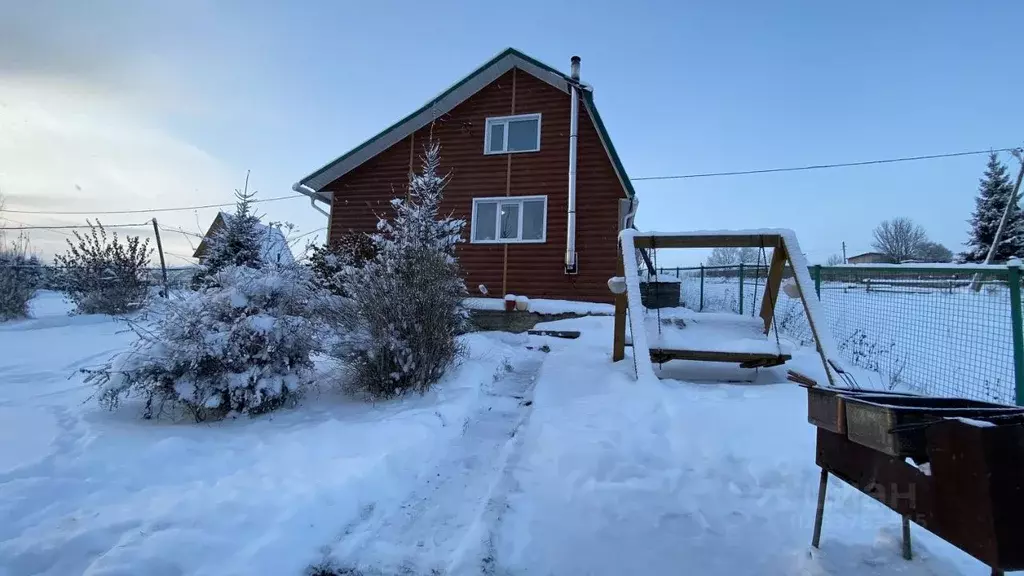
top-left (307, 232), bottom-right (376, 296)
top-left (334, 142), bottom-right (467, 399)
top-left (0, 233), bottom-right (39, 320)
top-left (86, 265), bottom-right (319, 421)
top-left (53, 221), bottom-right (152, 315)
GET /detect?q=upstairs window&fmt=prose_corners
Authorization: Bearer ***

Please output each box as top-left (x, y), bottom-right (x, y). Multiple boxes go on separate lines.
top-left (472, 196), bottom-right (547, 243)
top-left (484, 113), bottom-right (541, 154)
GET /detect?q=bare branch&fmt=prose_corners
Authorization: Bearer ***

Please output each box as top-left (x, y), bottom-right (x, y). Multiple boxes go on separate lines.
top-left (871, 218), bottom-right (928, 263)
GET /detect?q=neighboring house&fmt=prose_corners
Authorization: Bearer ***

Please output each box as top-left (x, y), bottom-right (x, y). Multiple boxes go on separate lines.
top-left (847, 252), bottom-right (893, 264)
top-left (292, 48), bottom-right (637, 303)
top-left (193, 212), bottom-right (295, 265)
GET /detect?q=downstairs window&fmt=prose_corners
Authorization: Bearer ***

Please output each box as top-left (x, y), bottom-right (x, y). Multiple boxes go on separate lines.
top-left (471, 196), bottom-right (547, 243)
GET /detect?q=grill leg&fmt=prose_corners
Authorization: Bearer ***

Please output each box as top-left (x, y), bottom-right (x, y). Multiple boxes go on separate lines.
top-left (811, 468), bottom-right (828, 548)
top-left (901, 515), bottom-right (912, 560)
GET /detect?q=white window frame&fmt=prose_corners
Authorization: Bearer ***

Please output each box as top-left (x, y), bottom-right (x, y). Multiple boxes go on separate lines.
top-left (470, 195), bottom-right (547, 244)
top-left (483, 113), bottom-right (542, 155)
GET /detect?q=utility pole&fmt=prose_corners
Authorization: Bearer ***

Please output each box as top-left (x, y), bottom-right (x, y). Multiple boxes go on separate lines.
top-left (151, 218), bottom-right (169, 298)
top-left (972, 148), bottom-right (1024, 291)
top-left (842, 241), bottom-right (847, 264)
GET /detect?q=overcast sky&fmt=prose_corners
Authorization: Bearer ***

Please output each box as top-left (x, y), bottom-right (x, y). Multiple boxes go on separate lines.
top-left (1, 1), bottom-right (1022, 265)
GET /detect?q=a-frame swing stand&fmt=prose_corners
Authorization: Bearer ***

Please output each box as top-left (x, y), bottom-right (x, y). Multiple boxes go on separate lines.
top-left (612, 230), bottom-right (837, 386)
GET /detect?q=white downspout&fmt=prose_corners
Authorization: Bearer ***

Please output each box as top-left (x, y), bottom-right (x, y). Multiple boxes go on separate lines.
top-left (565, 55), bottom-right (581, 275)
top-left (292, 182), bottom-right (330, 218)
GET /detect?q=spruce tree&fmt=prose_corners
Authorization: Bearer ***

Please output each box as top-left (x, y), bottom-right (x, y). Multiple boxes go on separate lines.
top-left (336, 141), bottom-right (467, 398)
top-left (963, 153), bottom-right (1024, 262)
top-left (202, 185), bottom-right (264, 274)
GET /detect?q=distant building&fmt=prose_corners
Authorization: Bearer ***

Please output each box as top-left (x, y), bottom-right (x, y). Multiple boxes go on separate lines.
top-left (847, 252), bottom-right (893, 264)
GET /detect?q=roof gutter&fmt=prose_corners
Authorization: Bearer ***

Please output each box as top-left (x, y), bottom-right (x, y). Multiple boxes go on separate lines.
top-left (292, 182), bottom-right (331, 218)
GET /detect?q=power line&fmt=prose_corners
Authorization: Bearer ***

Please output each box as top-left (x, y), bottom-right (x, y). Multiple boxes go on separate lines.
top-left (631, 147), bottom-right (1020, 182)
top-left (3, 146), bottom-right (1017, 219)
top-left (163, 251), bottom-right (197, 264)
top-left (1, 215), bottom-right (74, 237)
top-left (1, 194), bottom-right (304, 216)
top-left (158, 226), bottom-right (204, 239)
top-left (290, 227), bottom-right (327, 242)
top-left (0, 222), bottom-right (152, 230)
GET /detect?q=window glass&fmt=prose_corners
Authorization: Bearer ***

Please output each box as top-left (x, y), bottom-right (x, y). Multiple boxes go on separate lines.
top-left (488, 123), bottom-right (505, 153)
top-left (474, 201), bottom-right (497, 241)
top-left (521, 199), bottom-right (545, 240)
top-left (507, 118), bottom-right (539, 151)
top-left (499, 203), bottom-right (520, 239)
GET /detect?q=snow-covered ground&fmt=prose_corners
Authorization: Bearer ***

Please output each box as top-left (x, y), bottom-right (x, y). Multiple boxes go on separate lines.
top-left (0, 292), bottom-right (993, 575)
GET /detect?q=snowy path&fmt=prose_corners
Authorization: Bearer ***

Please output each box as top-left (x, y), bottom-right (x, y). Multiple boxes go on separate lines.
top-left (317, 350), bottom-right (546, 575)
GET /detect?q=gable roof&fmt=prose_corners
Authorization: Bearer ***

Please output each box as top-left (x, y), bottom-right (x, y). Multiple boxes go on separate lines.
top-left (293, 47), bottom-right (635, 199)
top-left (193, 211), bottom-right (295, 265)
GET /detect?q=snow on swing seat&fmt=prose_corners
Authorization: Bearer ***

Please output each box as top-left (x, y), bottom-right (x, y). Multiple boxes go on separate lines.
top-left (625, 308), bottom-right (793, 364)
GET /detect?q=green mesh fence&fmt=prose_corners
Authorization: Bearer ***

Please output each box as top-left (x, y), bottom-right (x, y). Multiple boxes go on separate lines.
top-left (649, 264), bottom-right (1024, 404)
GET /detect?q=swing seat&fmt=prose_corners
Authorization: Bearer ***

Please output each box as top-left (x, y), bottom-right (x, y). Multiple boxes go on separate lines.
top-left (624, 310), bottom-right (793, 367)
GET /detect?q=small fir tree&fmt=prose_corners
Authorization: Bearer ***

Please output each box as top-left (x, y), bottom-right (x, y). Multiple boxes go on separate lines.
top-left (201, 182), bottom-right (265, 275)
top-left (963, 152), bottom-right (1024, 262)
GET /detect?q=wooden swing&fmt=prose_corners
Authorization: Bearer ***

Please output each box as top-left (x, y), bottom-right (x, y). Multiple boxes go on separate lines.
top-left (612, 231), bottom-right (836, 386)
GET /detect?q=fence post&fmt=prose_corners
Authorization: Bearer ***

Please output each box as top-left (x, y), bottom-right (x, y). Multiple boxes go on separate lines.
top-left (699, 264), bottom-right (705, 312)
top-left (738, 263), bottom-right (745, 314)
top-left (1007, 260), bottom-right (1024, 406)
top-left (813, 265), bottom-right (822, 299)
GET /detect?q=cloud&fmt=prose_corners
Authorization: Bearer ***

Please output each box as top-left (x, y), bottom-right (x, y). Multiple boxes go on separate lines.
top-left (0, 1), bottom-right (222, 115)
top-left (0, 77), bottom-right (238, 259)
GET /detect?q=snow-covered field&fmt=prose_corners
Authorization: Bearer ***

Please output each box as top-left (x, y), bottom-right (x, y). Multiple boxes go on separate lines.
top-left (0, 292), bottom-right (993, 575)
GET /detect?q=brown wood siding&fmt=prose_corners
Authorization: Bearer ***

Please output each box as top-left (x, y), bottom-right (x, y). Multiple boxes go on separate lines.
top-left (323, 69), bottom-right (626, 304)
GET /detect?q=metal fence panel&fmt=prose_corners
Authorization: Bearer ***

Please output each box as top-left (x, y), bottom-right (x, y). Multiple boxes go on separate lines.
top-left (647, 263), bottom-right (1023, 404)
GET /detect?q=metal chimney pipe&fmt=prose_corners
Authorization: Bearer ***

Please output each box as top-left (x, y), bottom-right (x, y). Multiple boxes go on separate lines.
top-left (565, 56), bottom-right (581, 274)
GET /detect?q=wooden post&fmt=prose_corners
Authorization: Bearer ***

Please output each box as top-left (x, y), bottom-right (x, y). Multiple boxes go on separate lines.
top-left (759, 242), bottom-right (788, 333)
top-left (901, 515), bottom-right (913, 560)
top-left (812, 468), bottom-right (828, 548)
top-left (612, 244), bottom-right (627, 362)
top-left (782, 240), bottom-right (837, 388)
top-left (151, 218), bottom-right (169, 298)
top-left (738, 263), bottom-right (745, 315)
top-left (700, 264), bottom-right (705, 311)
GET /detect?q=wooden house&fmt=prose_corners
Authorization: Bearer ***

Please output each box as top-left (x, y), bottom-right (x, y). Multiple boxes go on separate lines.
top-left (292, 48), bottom-right (637, 303)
